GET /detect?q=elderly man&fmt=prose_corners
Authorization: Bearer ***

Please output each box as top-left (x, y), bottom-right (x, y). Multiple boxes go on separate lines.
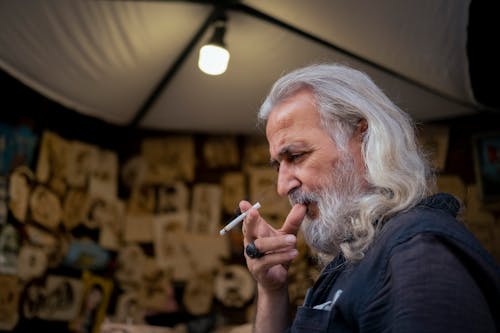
top-left (240, 63), bottom-right (499, 333)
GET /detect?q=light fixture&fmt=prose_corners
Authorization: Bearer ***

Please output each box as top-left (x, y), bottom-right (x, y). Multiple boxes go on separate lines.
top-left (198, 17), bottom-right (230, 76)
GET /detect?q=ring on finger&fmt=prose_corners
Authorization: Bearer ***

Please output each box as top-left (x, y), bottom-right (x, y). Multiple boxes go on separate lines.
top-left (245, 241), bottom-right (264, 259)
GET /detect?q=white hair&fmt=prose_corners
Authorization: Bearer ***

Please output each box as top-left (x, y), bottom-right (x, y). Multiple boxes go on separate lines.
top-left (259, 63), bottom-right (435, 262)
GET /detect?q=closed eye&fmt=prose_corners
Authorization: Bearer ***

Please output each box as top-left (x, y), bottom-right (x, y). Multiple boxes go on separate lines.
top-left (270, 152), bottom-right (308, 172)
top-left (287, 152), bottom-right (305, 162)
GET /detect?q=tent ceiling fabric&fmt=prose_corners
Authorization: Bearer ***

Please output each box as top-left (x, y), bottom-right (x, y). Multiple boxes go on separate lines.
top-left (0, 0), bottom-right (486, 135)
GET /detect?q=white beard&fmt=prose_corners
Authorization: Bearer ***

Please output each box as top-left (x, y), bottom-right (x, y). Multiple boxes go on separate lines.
top-left (289, 154), bottom-right (365, 256)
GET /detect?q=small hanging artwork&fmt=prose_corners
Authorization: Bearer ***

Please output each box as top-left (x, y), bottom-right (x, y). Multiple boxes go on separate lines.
top-left (214, 265), bottom-right (255, 308)
top-left (69, 271), bottom-right (113, 333)
top-left (8, 166), bottom-right (34, 223)
top-left (189, 183), bottom-right (222, 235)
top-left (0, 223), bottom-right (20, 274)
top-left (29, 185), bottom-right (62, 230)
top-left (22, 275), bottom-right (84, 321)
top-left (0, 274), bottom-right (20, 331)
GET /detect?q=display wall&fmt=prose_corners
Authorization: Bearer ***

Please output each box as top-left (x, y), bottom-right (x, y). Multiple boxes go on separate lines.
top-left (1, 70), bottom-right (499, 333)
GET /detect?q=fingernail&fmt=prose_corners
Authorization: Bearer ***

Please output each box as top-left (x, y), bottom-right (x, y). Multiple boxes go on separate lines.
top-left (285, 235), bottom-right (296, 243)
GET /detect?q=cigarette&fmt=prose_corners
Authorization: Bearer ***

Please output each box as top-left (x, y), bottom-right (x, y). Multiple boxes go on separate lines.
top-left (219, 202), bottom-right (261, 235)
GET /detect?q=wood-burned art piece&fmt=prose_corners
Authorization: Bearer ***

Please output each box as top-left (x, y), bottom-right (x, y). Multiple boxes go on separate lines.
top-left (0, 223), bottom-right (20, 274)
top-left (97, 199), bottom-right (125, 251)
top-left (0, 275), bottom-right (20, 331)
top-left (35, 131), bottom-right (68, 191)
top-left (221, 172), bottom-right (246, 214)
top-left (189, 183), bottom-right (222, 235)
top-left (24, 224), bottom-right (68, 268)
top-left (89, 149), bottom-right (118, 200)
top-left (22, 275), bottom-right (84, 321)
top-left (202, 136), bottom-right (239, 168)
top-left (113, 292), bottom-right (145, 325)
top-left (153, 212), bottom-right (190, 280)
top-left (141, 136), bottom-right (195, 184)
top-left (29, 185), bottom-right (62, 230)
top-left (214, 265), bottom-right (255, 308)
top-left (120, 156), bottom-right (146, 190)
top-left (183, 272), bottom-right (214, 315)
top-left (8, 166), bottom-right (34, 223)
top-left (139, 257), bottom-right (178, 313)
top-left (24, 223), bottom-right (57, 255)
top-left (63, 189), bottom-right (90, 230)
top-left (84, 196), bottom-right (121, 230)
top-left (242, 136), bottom-right (271, 171)
top-left (127, 185), bottom-right (156, 214)
top-left (178, 232), bottom-right (229, 278)
top-left (115, 245), bottom-right (146, 291)
top-left (157, 181), bottom-right (189, 214)
top-left (16, 244), bottom-right (48, 281)
top-left (65, 140), bottom-right (97, 188)
top-left (69, 271), bottom-right (113, 333)
top-left (123, 214), bottom-right (153, 243)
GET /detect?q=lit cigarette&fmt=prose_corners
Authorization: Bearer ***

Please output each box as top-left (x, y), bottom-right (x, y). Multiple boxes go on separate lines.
top-left (219, 202), bottom-right (261, 235)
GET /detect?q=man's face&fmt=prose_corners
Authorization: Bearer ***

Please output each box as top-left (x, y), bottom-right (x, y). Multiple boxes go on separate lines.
top-left (266, 89), bottom-right (367, 255)
top-left (266, 89), bottom-right (364, 218)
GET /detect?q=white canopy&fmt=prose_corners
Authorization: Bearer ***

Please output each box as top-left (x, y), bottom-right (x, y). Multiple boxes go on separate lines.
top-left (0, 0), bottom-right (493, 134)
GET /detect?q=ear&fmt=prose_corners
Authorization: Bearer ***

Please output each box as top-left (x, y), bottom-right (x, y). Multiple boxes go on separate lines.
top-left (355, 119), bottom-right (368, 139)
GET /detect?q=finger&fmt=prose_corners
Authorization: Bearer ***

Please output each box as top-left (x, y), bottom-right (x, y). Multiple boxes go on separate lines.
top-left (280, 203), bottom-right (307, 235)
top-left (240, 200), bottom-right (269, 240)
top-left (254, 234), bottom-right (296, 254)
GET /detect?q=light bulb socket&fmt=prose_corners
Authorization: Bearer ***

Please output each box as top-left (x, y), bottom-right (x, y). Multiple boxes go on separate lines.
top-left (208, 19), bottom-right (227, 48)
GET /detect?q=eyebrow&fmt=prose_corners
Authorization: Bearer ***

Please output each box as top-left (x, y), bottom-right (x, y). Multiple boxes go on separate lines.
top-left (269, 145), bottom-right (295, 169)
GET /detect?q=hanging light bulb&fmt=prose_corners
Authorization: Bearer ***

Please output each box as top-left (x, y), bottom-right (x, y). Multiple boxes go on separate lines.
top-left (198, 18), bottom-right (230, 76)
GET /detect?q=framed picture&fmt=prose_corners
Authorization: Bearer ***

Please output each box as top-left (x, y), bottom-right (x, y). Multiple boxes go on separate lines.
top-left (473, 132), bottom-right (500, 207)
top-left (69, 271), bottom-right (113, 333)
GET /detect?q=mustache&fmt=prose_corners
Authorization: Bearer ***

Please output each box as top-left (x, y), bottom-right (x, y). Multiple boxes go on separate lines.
top-left (288, 189), bottom-right (318, 206)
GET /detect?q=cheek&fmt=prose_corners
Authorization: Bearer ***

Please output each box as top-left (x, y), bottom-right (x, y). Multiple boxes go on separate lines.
top-left (300, 158), bottom-right (336, 189)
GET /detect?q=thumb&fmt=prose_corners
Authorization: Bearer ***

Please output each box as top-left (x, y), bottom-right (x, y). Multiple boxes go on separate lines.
top-left (280, 204), bottom-right (307, 235)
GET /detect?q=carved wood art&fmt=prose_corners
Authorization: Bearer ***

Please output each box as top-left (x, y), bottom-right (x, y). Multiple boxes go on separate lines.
top-left (141, 136), bottom-right (195, 184)
top-left (35, 131), bottom-right (68, 195)
top-left (183, 272), bottom-right (214, 315)
top-left (221, 172), bottom-right (246, 214)
top-left (29, 185), bottom-right (62, 230)
top-left (90, 148), bottom-right (118, 200)
top-left (65, 141), bottom-right (97, 188)
top-left (115, 245), bottom-right (146, 291)
top-left (0, 275), bottom-right (20, 330)
top-left (16, 244), bottom-right (48, 281)
top-left (157, 182), bottom-right (189, 214)
top-left (113, 292), bottom-right (145, 325)
top-left (202, 136), bottom-right (239, 168)
top-left (62, 189), bottom-right (90, 230)
top-left (214, 265), bottom-right (255, 308)
top-left (8, 166), bottom-right (34, 222)
top-left (22, 275), bottom-right (84, 321)
top-left (189, 183), bottom-right (222, 235)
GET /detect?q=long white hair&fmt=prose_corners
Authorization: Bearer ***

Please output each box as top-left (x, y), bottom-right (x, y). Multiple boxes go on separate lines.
top-left (258, 63), bottom-right (435, 261)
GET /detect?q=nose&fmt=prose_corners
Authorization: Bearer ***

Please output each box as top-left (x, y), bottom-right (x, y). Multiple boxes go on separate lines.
top-left (276, 164), bottom-right (299, 197)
